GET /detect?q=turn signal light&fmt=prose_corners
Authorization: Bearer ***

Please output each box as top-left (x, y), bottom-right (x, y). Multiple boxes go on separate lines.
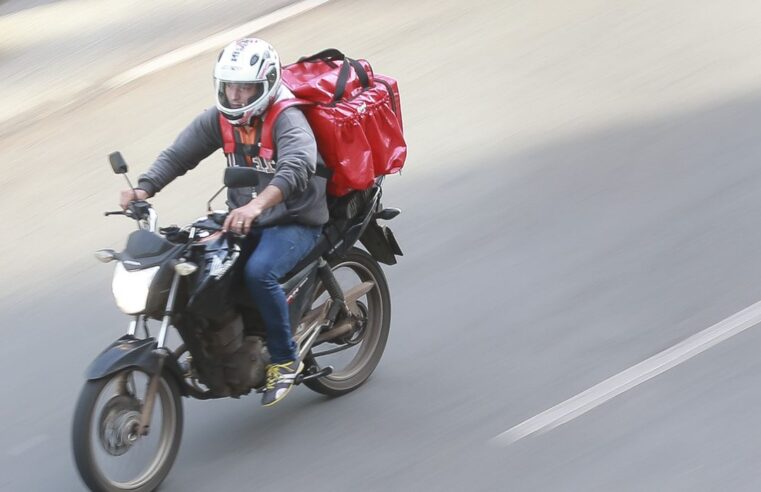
top-left (174, 262), bottom-right (199, 276)
top-left (94, 249), bottom-right (116, 263)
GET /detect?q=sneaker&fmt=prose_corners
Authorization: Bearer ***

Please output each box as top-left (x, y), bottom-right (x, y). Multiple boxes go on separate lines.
top-left (261, 360), bottom-right (304, 407)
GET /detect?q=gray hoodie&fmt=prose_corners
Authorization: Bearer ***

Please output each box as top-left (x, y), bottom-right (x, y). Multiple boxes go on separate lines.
top-left (137, 104), bottom-right (329, 227)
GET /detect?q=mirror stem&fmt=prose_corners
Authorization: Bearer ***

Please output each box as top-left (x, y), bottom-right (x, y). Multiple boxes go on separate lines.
top-left (207, 185), bottom-right (227, 213)
top-left (122, 174), bottom-right (136, 194)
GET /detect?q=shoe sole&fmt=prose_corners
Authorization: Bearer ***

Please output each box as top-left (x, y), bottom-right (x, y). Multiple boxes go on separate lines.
top-left (262, 361), bottom-right (304, 407)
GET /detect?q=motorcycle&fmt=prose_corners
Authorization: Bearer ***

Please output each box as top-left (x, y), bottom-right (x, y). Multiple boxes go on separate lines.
top-left (71, 152), bottom-right (403, 492)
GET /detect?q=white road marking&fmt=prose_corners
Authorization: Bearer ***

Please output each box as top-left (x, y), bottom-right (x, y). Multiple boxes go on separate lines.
top-left (104, 0), bottom-right (331, 90)
top-left (492, 299), bottom-right (761, 446)
top-left (7, 434), bottom-right (50, 457)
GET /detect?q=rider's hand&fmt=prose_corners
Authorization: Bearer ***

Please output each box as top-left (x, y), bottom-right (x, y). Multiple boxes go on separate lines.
top-left (223, 202), bottom-right (263, 235)
top-left (119, 188), bottom-right (149, 210)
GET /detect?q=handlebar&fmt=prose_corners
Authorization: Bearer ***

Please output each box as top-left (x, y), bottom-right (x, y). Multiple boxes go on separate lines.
top-left (105, 203), bottom-right (250, 240)
top-left (105, 200), bottom-right (152, 219)
top-left (192, 213), bottom-right (257, 239)
top-left (104, 200), bottom-right (157, 232)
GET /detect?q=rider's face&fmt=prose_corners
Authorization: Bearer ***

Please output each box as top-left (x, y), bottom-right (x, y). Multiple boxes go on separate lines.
top-left (224, 83), bottom-right (262, 108)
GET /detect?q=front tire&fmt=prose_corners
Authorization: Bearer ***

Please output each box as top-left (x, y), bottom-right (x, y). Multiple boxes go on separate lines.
top-left (304, 247), bottom-right (391, 397)
top-left (72, 369), bottom-right (183, 492)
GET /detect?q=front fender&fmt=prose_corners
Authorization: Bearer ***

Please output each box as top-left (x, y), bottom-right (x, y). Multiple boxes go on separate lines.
top-left (85, 336), bottom-right (160, 380)
top-left (84, 336), bottom-right (187, 395)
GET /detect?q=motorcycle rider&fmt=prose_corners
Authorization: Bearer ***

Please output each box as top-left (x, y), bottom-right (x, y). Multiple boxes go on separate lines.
top-left (119, 38), bottom-right (329, 407)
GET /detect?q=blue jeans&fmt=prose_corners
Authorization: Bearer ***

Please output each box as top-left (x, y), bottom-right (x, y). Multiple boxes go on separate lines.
top-left (243, 224), bottom-right (322, 364)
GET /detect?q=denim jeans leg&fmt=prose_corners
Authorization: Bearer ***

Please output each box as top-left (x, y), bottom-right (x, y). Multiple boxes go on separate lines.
top-left (244, 224), bottom-right (321, 364)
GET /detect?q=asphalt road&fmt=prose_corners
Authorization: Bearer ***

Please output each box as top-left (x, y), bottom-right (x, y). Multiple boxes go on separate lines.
top-left (3, 0), bottom-right (761, 490)
top-left (0, 0), bottom-right (298, 131)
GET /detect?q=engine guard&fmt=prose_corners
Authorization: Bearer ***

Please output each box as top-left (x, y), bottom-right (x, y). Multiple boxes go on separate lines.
top-left (85, 336), bottom-right (185, 392)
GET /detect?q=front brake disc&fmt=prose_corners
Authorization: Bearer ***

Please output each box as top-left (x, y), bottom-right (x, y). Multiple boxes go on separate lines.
top-left (98, 394), bottom-right (141, 456)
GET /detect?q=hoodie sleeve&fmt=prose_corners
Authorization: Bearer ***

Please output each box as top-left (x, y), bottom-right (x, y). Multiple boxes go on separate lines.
top-left (137, 107), bottom-right (221, 196)
top-left (268, 107), bottom-right (317, 200)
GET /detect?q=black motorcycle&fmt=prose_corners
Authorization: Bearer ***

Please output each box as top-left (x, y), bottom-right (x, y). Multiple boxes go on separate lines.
top-left (71, 153), bottom-right (402, 492)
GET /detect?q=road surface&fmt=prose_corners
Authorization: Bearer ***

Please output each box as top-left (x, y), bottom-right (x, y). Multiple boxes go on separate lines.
top-left (2, 0), bottom-right (761, 490)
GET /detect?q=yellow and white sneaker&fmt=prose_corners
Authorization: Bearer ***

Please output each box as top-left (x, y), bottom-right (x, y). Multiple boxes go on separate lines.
top-left (261, 360), bottom-right (304, 407)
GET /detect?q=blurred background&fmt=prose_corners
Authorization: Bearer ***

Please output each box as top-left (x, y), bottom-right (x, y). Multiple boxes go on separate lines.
top-left (3, 0), bottom-right (761, 490)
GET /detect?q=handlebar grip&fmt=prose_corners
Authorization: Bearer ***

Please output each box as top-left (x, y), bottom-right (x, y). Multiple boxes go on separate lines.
top-left (104, 210), bottom-right (127, 216)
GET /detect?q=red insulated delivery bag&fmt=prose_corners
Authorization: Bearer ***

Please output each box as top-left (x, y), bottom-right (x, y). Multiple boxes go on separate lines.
top-left (261, 49), bottom-right (407, 196)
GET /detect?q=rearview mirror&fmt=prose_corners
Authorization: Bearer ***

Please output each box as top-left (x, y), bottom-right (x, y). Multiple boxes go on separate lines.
top-left (109, 152), bottom-right (128, 174)
top-left (224, 167), bottom-right (259, 188)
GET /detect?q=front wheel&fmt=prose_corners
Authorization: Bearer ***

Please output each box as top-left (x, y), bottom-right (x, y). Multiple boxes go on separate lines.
top-left (72, 369), bottom-right (183, 492)
top-left (305, 247), bottom-right (391, 396)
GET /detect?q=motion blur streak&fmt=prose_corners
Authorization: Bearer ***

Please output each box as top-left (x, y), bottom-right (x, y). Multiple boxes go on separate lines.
top-left (0, 0), bottom-right (299, 131)
top-left (3, 0), bottom-right (761, 491)
top-left (104, 0), bottom-right (331, 89)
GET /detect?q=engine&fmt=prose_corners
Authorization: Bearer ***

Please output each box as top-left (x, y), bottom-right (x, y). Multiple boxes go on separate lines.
top-left (202, 314), bottom-right (270, 395)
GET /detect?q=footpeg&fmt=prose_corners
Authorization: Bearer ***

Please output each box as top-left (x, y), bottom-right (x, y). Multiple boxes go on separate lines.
top-left (295, 366), bottom-right (333, 385)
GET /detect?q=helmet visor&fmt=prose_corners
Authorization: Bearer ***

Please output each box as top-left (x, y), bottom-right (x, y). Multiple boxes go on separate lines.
top-left (217, 81), bottom-right (267, 113)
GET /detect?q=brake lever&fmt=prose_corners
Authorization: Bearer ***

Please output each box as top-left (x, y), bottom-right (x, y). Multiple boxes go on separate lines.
top-left (104, 210), bottom-right (128, 216)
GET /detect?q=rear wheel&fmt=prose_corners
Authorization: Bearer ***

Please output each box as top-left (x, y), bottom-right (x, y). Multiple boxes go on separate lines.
top-left (304, 247), bottom-right (391, 396)
top-left (72, 369), bottom-right (183, 492)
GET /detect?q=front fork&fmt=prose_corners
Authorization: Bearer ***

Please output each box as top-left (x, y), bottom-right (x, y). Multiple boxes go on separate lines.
top-left (137, 271), bottom-right (181, 436)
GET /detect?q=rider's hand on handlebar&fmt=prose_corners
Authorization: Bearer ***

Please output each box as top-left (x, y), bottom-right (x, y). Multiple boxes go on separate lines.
top-left (223, 202), bottom-right (262, 236)
top-left (119, 188), bottom-right (149, 210)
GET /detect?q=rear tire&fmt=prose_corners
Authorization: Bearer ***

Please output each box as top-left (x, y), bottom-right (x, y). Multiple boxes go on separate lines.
top-left (72, 369), bottom-right (183, 492)
top-left (304, 247), bottom-right (391, 397)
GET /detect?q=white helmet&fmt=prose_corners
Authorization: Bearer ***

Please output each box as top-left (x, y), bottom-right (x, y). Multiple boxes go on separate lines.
top-left (214, 38), bottom-right (282, 125)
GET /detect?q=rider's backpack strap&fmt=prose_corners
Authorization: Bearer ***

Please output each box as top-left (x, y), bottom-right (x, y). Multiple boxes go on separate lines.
top-left (260, 98), bottom-right (332, 179)
top-left (218, 112), bottom-right (264, 167)
top-left (218, 113), bottom-right (236, 154)
top-left (260, 98), bottom-right (311, 160)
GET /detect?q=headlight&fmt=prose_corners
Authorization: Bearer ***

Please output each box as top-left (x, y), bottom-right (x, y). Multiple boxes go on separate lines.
top-left (112, 263), bottom-right (160, 314)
